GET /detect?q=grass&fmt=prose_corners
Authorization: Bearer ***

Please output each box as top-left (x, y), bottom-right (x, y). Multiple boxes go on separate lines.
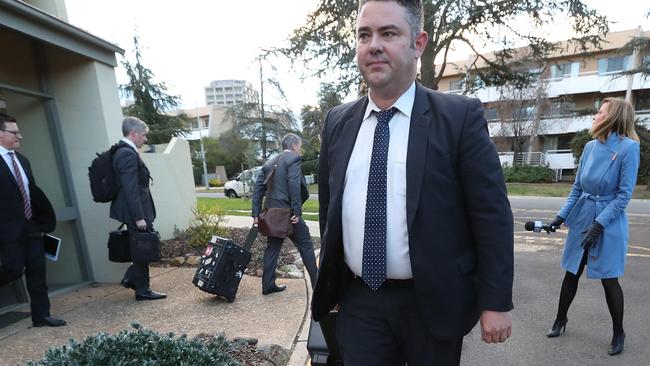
top-left (506, 183), bottom-right (572, 197)
top-left (195, 187), bottom-right (224, 193)
top-left (198, 183), bottom-right (650, 221)
top-left (197, 197), bottom-right (320, 221)
top-left (507, 183), bottom-right (650, 199)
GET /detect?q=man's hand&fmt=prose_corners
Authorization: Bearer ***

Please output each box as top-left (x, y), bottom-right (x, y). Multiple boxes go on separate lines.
top-left (290, 215), bottom-right (299, 224)
top-left (480, 310), bottom-right (512, 344)
top-left (253, 217), bottom-right (258, 225)
top-left (135, 219), bottom-right (147, 231)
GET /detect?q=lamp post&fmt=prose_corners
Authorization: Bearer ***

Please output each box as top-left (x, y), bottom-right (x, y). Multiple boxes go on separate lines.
top-left (196, 104), bottom-right (209, 189)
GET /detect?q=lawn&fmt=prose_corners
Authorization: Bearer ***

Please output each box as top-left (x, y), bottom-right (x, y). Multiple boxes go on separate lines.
top-left (197, 197), bottom-right (319, 221)
top-left (198, 183), bottom-right (650, 222)
top-left (507, 183), bottom-right (650, 199)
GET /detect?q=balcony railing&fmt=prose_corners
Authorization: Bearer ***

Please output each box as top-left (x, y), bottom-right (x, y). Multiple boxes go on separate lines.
top-left (499, 149), bottom-right (575, 181)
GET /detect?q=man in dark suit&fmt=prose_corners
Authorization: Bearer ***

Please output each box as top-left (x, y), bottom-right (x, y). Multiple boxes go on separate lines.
top-left (312, 1), bottom-right (514, 364)
top-left (110, 116), bottom-right (165, 301)
top-left (252, 133), bottom-right (318, 295)
top-left (0, 113), bottom-right (66, 327)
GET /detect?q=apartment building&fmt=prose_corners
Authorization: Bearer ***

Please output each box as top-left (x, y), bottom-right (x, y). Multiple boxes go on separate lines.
top-left (204, 79), bottom-right (259, 106)
top-left (437, 28), bottom-right (650, 175)
top-left (176, 104), bottom-right (234, 140)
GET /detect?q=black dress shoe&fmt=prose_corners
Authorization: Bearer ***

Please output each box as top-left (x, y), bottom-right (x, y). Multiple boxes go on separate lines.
top-left (135, 289), bottom-right (167, 301)
top-left (33, 316), bottom-right (66, 327)
top-left (546, 318), bottom-right (568, 337)
top-left (262, 284), bottom-right (287, 295)
top-left (608, 332), bottom-right (625, 356)
top-left (120, 279), bottom-right (135, 290)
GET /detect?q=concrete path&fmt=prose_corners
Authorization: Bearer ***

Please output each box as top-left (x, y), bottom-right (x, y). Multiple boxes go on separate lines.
top-left (0, 267), bottom-right (308, 365)
top-left (3, 202), bottom-right (650, 366)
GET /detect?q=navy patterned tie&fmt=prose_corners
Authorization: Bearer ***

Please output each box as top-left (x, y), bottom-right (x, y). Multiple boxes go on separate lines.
top-left (362, 107), bottom-right (397, 290)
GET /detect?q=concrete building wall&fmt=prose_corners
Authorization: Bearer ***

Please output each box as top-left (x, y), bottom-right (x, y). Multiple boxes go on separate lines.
top-left (46, 45), bottom-right (127, 283)
top-left (140, 138), bottom-right (196, 240)
top-left (23, 0), bottom-right (68, 21)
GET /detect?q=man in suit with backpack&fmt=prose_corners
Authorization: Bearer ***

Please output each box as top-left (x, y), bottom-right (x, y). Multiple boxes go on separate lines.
top-left (252, 133), bottom-right (318, 295)
top-left (0, 113), bottom-right (66, 327)
top-left (110, 117), bottom-right (165, 301)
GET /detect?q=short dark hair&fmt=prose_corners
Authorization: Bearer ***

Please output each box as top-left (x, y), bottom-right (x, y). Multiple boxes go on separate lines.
top-left (0, 113), bottom-right (17, 130)
top-left (358, 0), bottom-right (424, 42)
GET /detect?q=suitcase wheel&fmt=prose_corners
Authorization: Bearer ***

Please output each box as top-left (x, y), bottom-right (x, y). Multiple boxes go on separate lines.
top-left (226, 296), bottom-right (235, 303)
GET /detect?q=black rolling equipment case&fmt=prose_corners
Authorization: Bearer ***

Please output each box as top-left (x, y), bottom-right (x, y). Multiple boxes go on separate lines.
top-left (307, 311), bottom-right (342, 365)
top-left (192, 226), bottom-right (257, 302)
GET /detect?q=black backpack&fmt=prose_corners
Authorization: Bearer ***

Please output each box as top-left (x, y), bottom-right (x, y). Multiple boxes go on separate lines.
top-left (88, 144), bottom-right (125, 203)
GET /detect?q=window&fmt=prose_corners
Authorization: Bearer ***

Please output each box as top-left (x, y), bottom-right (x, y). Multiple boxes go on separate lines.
top-left (552, 63), bottom-right (572, 78)
top-left (513, 106), bottom-right (535, 120)
top-left (449, 79), bottom-right (463, 91)
top-left (598, 56), bottom-right (630, 75)
top-left (643, 55), bottom-right (650, 68)
top-left (549, 101), bottom-right (576, 116)
top-left (484, 108), bottom-right (498, 121)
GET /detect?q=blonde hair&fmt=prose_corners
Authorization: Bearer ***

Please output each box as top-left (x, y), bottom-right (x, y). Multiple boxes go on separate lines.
top-left (591, 98), bottom-right (639, 142)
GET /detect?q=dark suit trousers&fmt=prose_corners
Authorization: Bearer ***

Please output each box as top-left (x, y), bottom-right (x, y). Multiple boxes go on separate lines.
top-left (123, 224), bottom-right (151, 294)
top-left (0, 220), bottom-right (51, 322)
top-left (336, 277), bottom-right (463, 366)
top-left (262, 217), bottom-right (318, 291)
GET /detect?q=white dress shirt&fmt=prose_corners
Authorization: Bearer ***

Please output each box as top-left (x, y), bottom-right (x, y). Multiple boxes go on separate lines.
top-left (0, 145), bottom-right (31, 198)
top-left (120, 137), bottom-right (137, 151)
top-left (342, 82), bottom-right (415, 279)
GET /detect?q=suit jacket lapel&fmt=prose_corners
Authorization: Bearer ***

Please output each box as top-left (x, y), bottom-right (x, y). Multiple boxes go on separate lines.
top-left (333, 97), bottom-right (369, 196)
top-left (0, 152), bottom-right (21, 189)
top-left (406, 84), bottom-right (432, 229)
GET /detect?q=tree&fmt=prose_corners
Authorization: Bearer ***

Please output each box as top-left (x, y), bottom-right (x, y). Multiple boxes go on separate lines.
top-left (230, 102), bottom-right (297, 160)
top-left (300, 83), bottom-right (343, 175)
top-left (617, 10), bottom-right (650, 82)
top-left (282, 0), bottom-right (608, 95)
top-left (301, 83), bottom-right (343, 155)
top-left (569, 129), bottom-right (591, 166)
top-left (191, 131), bottom-right (257, 179)
top-left (227, 52), bottom-right (299, 159)
top-left (493, 88), bottom-right (535, 165)
top-left (121, 36), bottom-right (190, 144)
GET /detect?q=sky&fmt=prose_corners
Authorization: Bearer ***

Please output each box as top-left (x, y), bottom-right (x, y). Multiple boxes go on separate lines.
top-left (64, 0), bottom-right (650, 116)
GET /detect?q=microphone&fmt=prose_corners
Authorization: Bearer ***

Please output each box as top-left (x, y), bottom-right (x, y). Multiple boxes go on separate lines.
top-left (524, 221), bottom-right (556, 234)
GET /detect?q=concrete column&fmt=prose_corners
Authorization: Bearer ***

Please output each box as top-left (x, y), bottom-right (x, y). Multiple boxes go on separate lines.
top-left (46, 46), bottom-right (125, 283)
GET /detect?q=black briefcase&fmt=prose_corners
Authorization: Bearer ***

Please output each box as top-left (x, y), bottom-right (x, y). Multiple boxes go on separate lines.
top-left (108, 224), bottom-right (131, 263)
top-left (130, 230), bottom-right (161, 263)
top-left (192, 226), bottom-right (257, 303)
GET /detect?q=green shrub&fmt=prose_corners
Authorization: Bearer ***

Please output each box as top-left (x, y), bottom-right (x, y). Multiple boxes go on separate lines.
top-left (209, 178), bottom-right (224, 187)
top-left (185, 205), bottom-right (229, 249)
top-left (569, 129), bottom-right (592, 165)
top-left (28, 323), bottom-right (241, 366)
top-left (503, 164), bottom-right (555, 183)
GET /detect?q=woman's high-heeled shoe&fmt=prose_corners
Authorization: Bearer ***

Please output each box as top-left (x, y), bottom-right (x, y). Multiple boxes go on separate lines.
top-left (608, 332), bottom-right (625, 356)
top-left (546, 318), bottom-right (568, 337)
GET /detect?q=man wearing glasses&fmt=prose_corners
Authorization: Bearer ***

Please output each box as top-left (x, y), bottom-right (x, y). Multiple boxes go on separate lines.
top-left (0, 113), bottom-right (66, 327)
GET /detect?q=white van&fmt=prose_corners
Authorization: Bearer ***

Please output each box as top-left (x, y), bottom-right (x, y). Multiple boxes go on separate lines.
top-left (223, 166), bottom-right (262, 198)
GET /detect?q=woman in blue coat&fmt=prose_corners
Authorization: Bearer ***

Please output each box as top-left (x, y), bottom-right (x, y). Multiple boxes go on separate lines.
top-left (545, 98), bottom-right (640, 356)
